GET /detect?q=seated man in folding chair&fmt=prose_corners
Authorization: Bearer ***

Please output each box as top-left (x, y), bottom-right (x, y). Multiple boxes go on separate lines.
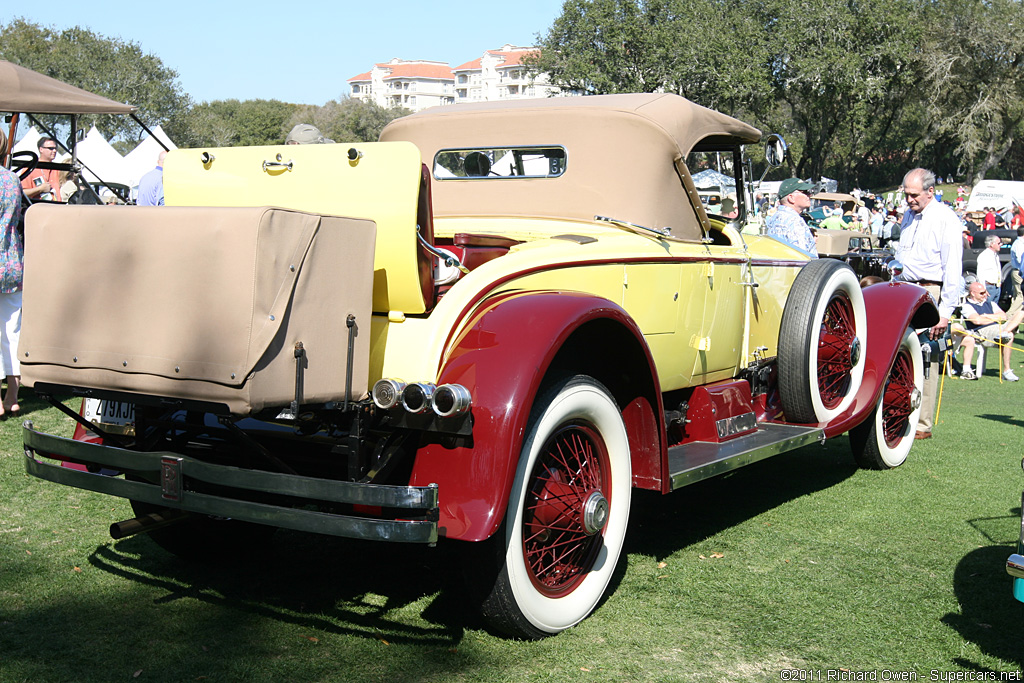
top-left (960, 280), bottom-right (1024, 381)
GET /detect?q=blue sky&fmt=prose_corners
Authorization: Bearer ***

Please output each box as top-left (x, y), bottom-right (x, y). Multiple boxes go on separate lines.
top-left (3, 1), bottom-right (564, 105)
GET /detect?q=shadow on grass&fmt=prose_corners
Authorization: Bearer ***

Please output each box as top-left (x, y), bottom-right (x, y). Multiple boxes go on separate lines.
top-left (1, 389), bottom-right (60, 423)
top-left (1, 434), bottom-right (858, 678)
top-left (2, 534), bottom-right (509, 680)
top-left (87, 532), bottom-right (479, 645)
top-left (624, 437), bottom-right (858, 560)
top-left (975, 413), bottom-right (1024, 429)
top-left (941, 544), bottom-right (1024, 671)
top-left (80, 437), bottom-right (857, 649)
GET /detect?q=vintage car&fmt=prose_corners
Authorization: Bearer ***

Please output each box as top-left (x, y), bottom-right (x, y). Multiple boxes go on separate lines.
top-left (816, 228), bottom-right (890, 281)
top-left (20, 94), bottom-right (937, 639)
top-left (808, 191), bottom-right (861, 222)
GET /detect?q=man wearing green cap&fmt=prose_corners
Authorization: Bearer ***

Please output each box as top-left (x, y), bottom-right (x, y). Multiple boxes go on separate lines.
top-left (765, 177), bottom-right (817, 257)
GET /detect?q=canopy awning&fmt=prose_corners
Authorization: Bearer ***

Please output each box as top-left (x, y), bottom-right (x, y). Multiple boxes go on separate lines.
top-left (0, 60), bottom-right (136, 115)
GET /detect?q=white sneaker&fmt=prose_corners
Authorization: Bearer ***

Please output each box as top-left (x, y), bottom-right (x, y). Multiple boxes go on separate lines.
top-left (1003, 369), bottom-right (1019, 382)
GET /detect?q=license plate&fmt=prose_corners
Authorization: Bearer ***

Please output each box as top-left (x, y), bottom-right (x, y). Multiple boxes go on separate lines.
top-left (83, 398), bottom-right (136, 434)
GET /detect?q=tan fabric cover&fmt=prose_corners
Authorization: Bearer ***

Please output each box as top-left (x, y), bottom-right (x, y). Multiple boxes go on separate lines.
top-left (21, 205), bottom-right (375, 414)
top-left (381, 93), bottom-right (761, 241)
top-left (0, 60), bottom-right (136, 114)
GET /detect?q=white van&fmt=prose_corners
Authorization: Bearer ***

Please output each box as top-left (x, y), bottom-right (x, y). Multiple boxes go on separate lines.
top-left (965, 179), bottom-right (1024, 213)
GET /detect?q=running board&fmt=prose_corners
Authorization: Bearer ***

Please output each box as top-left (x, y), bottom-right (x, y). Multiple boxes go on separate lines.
top-left (668, 423), bottom-right (824, 490)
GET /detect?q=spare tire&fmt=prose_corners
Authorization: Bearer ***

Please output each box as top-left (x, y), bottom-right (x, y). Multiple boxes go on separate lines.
top-left (778, 259), bottom-right (867, 423)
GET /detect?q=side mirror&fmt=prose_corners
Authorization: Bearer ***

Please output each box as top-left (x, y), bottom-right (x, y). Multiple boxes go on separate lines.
top-left (764, 134), bottom-right (788, 168)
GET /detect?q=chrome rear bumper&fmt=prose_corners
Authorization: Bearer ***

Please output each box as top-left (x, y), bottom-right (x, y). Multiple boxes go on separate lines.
top-left (23, 421), bottom-right (438, 544)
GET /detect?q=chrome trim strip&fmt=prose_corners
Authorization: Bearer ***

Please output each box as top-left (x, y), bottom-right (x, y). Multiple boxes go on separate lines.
top-left (668, 423), bottom-right (824, 490)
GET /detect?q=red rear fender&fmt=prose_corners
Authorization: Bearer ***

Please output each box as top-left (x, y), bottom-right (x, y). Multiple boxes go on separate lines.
top-left (409, 291), bottom-right (665, 542)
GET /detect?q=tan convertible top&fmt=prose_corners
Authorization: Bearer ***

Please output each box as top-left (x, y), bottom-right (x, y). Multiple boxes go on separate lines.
top-left (385, 93), bottom-right (761, 156)
top-left (382, 93), bottom-right (761, 239)
top-left (0, 60), bottom-right (136, 114)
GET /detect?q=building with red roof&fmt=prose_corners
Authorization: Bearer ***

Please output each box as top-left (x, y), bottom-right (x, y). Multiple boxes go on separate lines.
top-left (348, 45), bottom-right (565, 112)
top-left (451, 44), bottom-right (561, 104)
top-left (349, 59), bottom-right (455, 111)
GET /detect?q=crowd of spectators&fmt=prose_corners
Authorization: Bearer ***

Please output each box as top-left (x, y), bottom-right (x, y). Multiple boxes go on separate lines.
top-left (761, 170), bottom-right (1024, 396)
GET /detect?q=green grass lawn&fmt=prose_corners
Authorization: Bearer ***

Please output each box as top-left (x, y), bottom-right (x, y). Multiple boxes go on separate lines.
top-left (2, 345), bottom-right (1023, 682)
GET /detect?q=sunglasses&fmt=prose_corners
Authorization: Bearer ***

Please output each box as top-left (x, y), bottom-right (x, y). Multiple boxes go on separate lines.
top-left (41, 146), bottom-right (57, 151)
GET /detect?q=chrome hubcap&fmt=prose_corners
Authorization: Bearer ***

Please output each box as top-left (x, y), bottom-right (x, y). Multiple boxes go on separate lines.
top-left (849, 337), bottom-right (862, 368)
top-left (910, 388), bottom-right (922, 411)
top-left (582, 491), bottom-right (609, 536)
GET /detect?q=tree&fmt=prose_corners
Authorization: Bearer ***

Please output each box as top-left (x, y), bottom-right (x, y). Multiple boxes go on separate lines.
top-left (0, 18), bottom-right (191, 143)
top-left (179, 99), bottom-right (301, 148)
top-left (527, 0), bottom-right (681, 95)
top-left (533, 0), bottom-right (930, 188)
top-left (742, 0), bottom-right (929, 187)
top-left (283, 98), bottom-right (412, 143)
top-left (923, 0), bottom-right (1024, 184)
top-left (528, 0), bottom-right (767, 112)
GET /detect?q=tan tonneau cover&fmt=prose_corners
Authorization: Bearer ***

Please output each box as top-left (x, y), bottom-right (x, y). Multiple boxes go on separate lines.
top-left (21, 205), bottom-right (376, 415)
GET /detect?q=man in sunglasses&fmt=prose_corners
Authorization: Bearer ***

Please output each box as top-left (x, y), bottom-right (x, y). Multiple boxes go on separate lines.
top-left (765, 177), bottom-right (817, 257)
top-left (20, 137), bottom-right (62, 202)
top-left (960, 280), bottom-right (1022, 381)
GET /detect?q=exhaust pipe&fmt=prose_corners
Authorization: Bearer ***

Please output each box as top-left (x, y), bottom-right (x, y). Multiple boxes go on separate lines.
top-left (110, 509), bottom-right (191, 540)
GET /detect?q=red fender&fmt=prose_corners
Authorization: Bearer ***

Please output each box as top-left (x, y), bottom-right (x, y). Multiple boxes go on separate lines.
top-left (823, 282), bottom-right (938, 437)
top-left (408, 290), bottom-right (665, 542)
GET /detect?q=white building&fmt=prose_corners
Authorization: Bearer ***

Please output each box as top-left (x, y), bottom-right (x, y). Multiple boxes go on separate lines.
top-left (348, 45), bottom-right (564, 113)
top-left (452, 44), bottom-right (560, 104)
top-left (348, 59), bottom-right (455, 111)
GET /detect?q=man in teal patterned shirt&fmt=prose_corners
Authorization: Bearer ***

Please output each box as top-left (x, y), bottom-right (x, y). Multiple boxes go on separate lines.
top-left (765, 178), bottom-right (817, 257)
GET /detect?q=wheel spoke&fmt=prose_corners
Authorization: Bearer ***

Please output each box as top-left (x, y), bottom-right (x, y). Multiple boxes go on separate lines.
top-left (817, 294), bottom-right (856, 408)
top-left (522, 422), bottom-right (609, 596)
top-left (881, 351), bottom-right (915, 446)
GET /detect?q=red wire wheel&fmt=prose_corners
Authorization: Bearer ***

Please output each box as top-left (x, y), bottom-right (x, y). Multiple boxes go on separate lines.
top-left (481, 376), bottom-right (631, 639)
top-left (817, 293), bottom-right (860, 409)
top-left (779, 259), bottom-right (867, 423)
top-left (850, 327), bottom-right (924, 469)
top-left (522, 422), bottom-right (611, 597)
top-left (881, 347), bottom-right (916, 448)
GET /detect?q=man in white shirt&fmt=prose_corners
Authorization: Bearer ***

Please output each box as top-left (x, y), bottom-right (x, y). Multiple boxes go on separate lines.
top-left (856, 202), bottom-right (870, 229)
top-left (895, 168), bottom-right (963, 439)
top-left (976, 234), bottom-right (1003, 300)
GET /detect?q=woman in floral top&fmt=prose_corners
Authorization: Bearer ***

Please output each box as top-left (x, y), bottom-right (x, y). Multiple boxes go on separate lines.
top-left (0, 127), bottom-right (24, 417)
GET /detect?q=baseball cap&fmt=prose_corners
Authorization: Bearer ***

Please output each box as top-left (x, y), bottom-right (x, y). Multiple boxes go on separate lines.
top-left (285, 124), bottom-right (334, 145)
top-left (777, 177), bottom-right (813, 200)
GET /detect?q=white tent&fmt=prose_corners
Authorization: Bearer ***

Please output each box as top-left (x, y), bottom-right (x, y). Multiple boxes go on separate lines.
top-left (12, 126), bottom-right (42, 155)
top-left (123, 125), bottom-right (176, 188)
top-left (691, 169), bottom-right (735, 190)
top-left (76, 125), bottom-right (129, 185)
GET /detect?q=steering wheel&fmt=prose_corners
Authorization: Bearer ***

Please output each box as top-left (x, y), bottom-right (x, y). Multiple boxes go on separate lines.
top-left (10, 150), bottom-right (39, 181)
